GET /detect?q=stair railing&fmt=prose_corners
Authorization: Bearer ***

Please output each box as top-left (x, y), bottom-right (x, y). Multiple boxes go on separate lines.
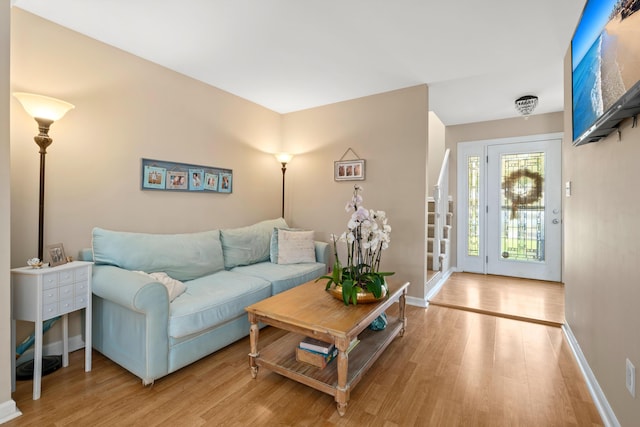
top-left (432, 148), bottom-right (450, 271)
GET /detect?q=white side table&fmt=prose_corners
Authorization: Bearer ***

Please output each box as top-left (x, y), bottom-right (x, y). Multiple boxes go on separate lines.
top-left (10, 261), bottom-right (93, 400)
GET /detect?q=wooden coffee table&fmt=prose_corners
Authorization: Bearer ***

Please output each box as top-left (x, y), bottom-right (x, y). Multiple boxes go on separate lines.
top-left (245, 278), bottom-right (409, 416)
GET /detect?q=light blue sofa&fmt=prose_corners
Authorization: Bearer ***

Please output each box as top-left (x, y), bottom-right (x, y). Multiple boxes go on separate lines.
top-left (81, 218), bottom-right (329, 385)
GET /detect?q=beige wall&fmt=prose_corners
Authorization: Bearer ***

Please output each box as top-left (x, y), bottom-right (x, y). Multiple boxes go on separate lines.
top-left (10, 9), bottom-right (283, 346)
top-left (562, 51), bottom-right (640, 425)
top-left (1, 0), bottom-right (17, 420)
top-left (282, 85), bottom-right (429, 301)
top-left (445, 112), bottom-right (564, 268)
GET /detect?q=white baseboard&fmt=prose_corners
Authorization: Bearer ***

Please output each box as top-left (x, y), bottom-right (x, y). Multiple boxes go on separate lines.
top-left (407, 268), bottom-right (455, 308)
top-left (425, 268), bottom-right (453, 302)
top-left (406, 295), bottom-right (428, 308)
top-left (0, 399), bottom-right (22, 424)
top-left (16, 334), bottom-right (86, 364)
top-left (562, 323), bottom-right (620, 427)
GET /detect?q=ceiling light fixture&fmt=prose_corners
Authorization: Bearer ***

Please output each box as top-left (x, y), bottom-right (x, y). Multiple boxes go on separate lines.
top-left (515, 95), bottom-right (538, 118)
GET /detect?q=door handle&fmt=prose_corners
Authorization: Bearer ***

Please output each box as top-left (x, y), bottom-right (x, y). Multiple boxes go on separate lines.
top-left (552, 219), bottom-right (560, 224)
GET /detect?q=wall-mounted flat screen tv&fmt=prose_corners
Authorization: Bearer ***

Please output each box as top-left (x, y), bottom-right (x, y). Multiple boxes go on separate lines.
top-left (572, 0), bottom-right (640, 146)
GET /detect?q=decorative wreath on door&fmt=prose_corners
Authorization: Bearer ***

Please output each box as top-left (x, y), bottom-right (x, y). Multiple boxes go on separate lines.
top-left (502, 168), bottom-right (543, 219)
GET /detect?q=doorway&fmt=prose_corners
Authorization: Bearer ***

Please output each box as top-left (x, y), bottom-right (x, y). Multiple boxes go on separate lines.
top-left (457, 134), bottom-right (562, 282)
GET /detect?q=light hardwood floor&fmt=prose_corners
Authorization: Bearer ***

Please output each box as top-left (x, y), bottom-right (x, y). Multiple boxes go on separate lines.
top-left (429, 272), bottom-right (565, 326)
top-left (8, 300), bottom-right (601, 426)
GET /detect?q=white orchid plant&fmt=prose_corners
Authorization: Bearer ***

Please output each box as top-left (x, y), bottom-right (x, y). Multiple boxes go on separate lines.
top-left (317, 185), bottom-right (394, 305)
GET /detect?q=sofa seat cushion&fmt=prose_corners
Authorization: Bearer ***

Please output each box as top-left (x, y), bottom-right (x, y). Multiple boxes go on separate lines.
top-left (231, 261), bottom-right (326, 295)
top-left (168, 271), bottom-right (271, 339)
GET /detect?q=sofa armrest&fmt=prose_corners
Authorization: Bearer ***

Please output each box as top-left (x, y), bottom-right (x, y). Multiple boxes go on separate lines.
top-left (92, 264), bottom-right (170, 384)
top-left (314, 241), bottom-right (330, 271)
top-left (92, 265), bottom-right (170, 311)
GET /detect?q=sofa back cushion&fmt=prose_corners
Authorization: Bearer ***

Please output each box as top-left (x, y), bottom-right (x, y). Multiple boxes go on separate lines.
top-left (92, 227), bottom-right (224, 281)
top-left (220, 218), bottom-right (287, 269)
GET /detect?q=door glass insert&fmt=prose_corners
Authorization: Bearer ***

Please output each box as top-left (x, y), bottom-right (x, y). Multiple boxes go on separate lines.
top-left (467, 156), bottom-right (480, 257)
top-left (500, 152), bottom-right (545, 262)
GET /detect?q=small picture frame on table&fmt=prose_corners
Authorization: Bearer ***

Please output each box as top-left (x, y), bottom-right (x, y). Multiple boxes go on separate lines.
top-left (46, 243), bottom-right (67, 267)
top-left (334, 159), bottom-right (365, 181)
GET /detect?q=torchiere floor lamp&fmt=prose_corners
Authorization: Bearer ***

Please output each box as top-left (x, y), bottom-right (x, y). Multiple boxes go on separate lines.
top-left (14, 92), bottom-right (75, 261)
top-left (13, 92), bottom-right (74, 378)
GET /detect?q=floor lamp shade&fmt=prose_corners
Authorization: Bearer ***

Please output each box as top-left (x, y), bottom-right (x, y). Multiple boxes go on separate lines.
top-left (14, 92), bottom-right (75, 260)
top-left (14, 92), bottom-right (75, 122)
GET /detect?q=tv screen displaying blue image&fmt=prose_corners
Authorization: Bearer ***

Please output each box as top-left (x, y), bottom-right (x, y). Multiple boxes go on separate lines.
top-left (572, 0), bottom-right (640, 143)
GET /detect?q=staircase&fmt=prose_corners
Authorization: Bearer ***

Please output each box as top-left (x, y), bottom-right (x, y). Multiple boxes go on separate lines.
top-left (427, 197), bottom-right (453, 282)
top-left (427, 148), bottom-right (452, 285)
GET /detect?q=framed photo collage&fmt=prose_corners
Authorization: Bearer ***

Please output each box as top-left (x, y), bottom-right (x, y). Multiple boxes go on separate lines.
top-left (141, 158), bottom-right (232, 193)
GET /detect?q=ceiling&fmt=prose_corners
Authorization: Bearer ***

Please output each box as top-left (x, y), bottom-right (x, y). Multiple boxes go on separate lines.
top-left (13, 0), bottom-right (586, 126)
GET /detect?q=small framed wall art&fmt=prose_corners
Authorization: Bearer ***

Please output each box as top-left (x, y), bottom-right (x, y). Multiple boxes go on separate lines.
top-left (335, 147), bottom-right (365, 181)
top-left (141, 158), bottom-right (233, 193)
top-left (334, 159), bottom-right (365, 181)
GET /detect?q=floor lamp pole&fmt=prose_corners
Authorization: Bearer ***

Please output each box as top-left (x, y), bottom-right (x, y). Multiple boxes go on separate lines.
top-left (34, 118), bottom-right (54, 261)
top-left (280, 162), bottom-right (287, 218)
top-left (274, 153), bottom-right (292, 219)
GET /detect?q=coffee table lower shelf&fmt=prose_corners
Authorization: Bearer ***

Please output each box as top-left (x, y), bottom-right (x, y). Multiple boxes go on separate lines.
top-left (253, 316), bottom-right (403, 412)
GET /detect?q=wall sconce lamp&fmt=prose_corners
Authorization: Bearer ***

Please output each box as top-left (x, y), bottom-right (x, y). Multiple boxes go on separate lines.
top-left (275, 153), bottom-right (293, 218)
top-left (13, 92), bottom-right (75, 260)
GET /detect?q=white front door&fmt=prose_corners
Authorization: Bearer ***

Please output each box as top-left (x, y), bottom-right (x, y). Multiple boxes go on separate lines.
top-left (457, 134), bottom-right (562, 282)
top-left (487, 139), bottom-right (562, 281)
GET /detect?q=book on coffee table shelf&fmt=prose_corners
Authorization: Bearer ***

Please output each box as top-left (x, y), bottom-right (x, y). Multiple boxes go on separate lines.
top-left (296, 346), bottom-right (338, 369)
top-left (299, 337), bottom-right (334, 354)
top-left (295, 336), bottom-right (361, 369)
top-left (299, 336), bottom-right (360, 354)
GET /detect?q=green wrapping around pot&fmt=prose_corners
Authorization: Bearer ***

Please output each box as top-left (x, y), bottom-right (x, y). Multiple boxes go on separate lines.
top-left (368, 312), bottom-right (388, 331)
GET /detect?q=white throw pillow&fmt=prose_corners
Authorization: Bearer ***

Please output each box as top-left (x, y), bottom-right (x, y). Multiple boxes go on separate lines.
top-left (134, 271), bottom-right (187, 302)
top-left (274, 229), bottom-right (315, 265)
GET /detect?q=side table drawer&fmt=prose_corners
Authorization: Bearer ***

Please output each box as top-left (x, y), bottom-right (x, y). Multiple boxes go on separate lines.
top-left (75, 295), bottom-right (88, 309)
top-left (42, 288), bottom-right (58, 305)
top-left (42, 302), bottom-right (58, 319)
top-left (75, 268), bottom-right (89, 282)
top-left (59, 270), bottom-right (74, 285)
top-left (74, 280), bottom-right (89, 297)
top-left (43, 272), bottom-right (59, 290)
top-left (59, 284), bottom-right (74, 301)
top-left (59, 299), bottom-right (74, 315)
